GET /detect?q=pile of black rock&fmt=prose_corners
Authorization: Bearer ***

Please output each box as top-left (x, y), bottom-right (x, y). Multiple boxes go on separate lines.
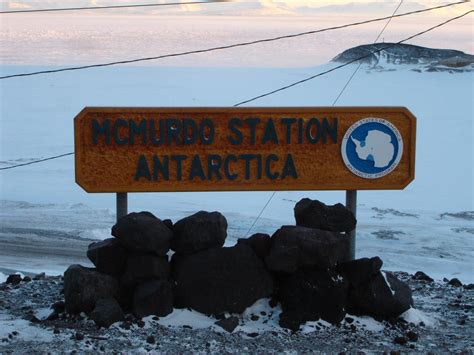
top-left (63, 198), bottom-right (413, 331)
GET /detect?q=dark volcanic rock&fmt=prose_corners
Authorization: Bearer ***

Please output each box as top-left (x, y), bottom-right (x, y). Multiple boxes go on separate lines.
top-left (33, 272), bottom-right (46, 281)
top-left (52, 301), bottom-right (65, 313)
top-left (406, 330), bottom-right (419, 342)
top-left (448, 278), bottom-right (463, 287)
top-left (133, 280), bottom-right (173, 318)
top-left (6, 274), bottom-right (22, 285)
top-left (277, 268), bottom-right (349, 330)
top-left (87, 238), bottom-right (128, 276)
top-left (90, 298), bottom-right (125, 328)
top-left (347, 271), bottom-right (413, 319)
top-left (332, 43), bottom-right (474, 67)
top-left (294, 198), bottom-right (356, 233)
top-left (171, 211), bottom-right (227, 254)
top-left (46, 311), bottom-right (59, 320)
top-left (265, 246), bottom-right (300, 274)
top-left (279, 310), bottom-right (304, 331)
top-left (111, 211), bottom-right (172, 256)
top-left (63, 265), bottom-right (119, 314)
top-left (393, 336), bottom-right (408, 345)
top-left (162, 219), bottom-right (173, 230)
top-left (172, 244), bottom-right (273, 315)
top-left (115, 282), bottom-right (135, 312)
top-left (412, 271), bottom-right (434, 283)
top-left (337, 257), bottom-right (383, 287)
top-left (215, 316), bottom-right (239, 333)
top-left (121, 254), bottom-right (170, 286)
top-left (265, 226), bottom-right (349, 273)
top-left (237, 233), bottom-right (272, 260)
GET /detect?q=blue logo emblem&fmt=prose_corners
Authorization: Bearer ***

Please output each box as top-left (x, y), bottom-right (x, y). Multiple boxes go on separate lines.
top-left (341, 118), bottom-right (403, 179)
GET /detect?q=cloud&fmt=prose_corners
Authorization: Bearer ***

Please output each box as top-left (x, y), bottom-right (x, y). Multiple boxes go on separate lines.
top-left (0, 0), bottom-right (470, 15)
top-left (0, 1), bottom-right (31, 9)
top-left (7, 1), bottom-right (31, 8)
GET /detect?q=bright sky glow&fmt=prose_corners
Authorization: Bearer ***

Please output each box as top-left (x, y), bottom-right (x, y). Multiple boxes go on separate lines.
top-left (0, 0), bottom-right (472, 15)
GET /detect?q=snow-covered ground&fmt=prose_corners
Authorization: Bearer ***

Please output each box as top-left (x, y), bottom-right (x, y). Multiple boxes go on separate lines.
top-left (0, 61), bottom-right (473, 283)
top-left (0, 273), bottom-right (470, 353)
top-left (1, 12), bottom-right (472, 67)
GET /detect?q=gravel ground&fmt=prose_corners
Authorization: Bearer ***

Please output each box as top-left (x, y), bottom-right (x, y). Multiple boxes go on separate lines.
top-left (0, 272), bottom-right (473, 354)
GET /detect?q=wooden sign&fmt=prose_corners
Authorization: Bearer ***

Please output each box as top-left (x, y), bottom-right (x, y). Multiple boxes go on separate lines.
top-left (74, 107), bottom-right (416, 193)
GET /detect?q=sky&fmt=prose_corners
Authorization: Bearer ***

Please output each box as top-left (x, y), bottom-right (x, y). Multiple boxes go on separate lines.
top-left (1, 0), bottom-right (472, 15)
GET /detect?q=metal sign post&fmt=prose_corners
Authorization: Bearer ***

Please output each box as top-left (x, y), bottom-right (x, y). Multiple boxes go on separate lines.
top-left (116, 192), bottom-right (128, 222)
top-left (345, 190), bottom-right (357, 260)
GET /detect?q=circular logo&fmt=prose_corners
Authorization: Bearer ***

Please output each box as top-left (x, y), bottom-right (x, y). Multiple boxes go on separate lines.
top-left (341, 118), bottom-right (403, 179)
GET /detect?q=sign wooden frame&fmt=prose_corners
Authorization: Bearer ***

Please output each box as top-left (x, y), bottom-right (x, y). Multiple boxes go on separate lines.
top-left (74, 107), bottom-right (416, 193)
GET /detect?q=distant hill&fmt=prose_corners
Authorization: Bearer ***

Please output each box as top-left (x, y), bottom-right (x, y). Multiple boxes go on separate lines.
top-left (332, 43), bottom-right (474, 72)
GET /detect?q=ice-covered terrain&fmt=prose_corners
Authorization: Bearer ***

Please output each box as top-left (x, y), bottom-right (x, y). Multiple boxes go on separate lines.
top-left (1, 11), bottom-right (472, 67)
top-left (1, 57), bottom-right (473, 283)
top-left (1, 272), bottom-right (472, 353)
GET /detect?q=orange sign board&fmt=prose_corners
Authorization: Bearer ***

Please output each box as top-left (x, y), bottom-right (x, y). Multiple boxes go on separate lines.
top-left (74, 107), bottom-right (416, 193)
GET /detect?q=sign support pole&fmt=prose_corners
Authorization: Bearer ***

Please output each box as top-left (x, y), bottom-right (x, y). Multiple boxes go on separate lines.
top-left (116, 192), bottom-right (128, 222)
top-left (345, 190), bottom-right (357, 260)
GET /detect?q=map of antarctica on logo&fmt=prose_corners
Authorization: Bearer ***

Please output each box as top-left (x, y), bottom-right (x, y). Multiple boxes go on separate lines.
top-left (341, 118), bottom-right (403, 179)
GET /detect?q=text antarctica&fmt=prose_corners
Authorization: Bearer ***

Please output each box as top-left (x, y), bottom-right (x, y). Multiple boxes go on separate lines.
top-left (91, 117), bottom-right (338, 181)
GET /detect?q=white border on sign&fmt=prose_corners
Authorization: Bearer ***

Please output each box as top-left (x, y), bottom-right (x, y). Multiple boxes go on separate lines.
top-left (341, 117), bottom-right (404, 179)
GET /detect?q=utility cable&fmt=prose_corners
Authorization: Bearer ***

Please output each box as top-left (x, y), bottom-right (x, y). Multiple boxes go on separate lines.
top-left (0, 153), bottom-right (74, 170)
top-left (241, 191), bottom-right (277, 238)
top-left (1, 10), bottom-right (471, 173)
top-left (0, 1), bottom-right (229, 14)
top-left (0, 1), bottom-right (467, 80)
top-left (332, 0), bottom-right (404, 106)
top-left (234, 9), bottom-right (473, 107)
top-left (240, 0), bottom-right (404, 237)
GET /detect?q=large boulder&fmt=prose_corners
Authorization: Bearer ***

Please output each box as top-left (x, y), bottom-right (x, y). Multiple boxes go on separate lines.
top-left (111, 212), bottom-right (172, 256)
top-left (265, 226), bottom-right (350, 273)
top-left (171, 244), bottom-right (273, 315)
top-left (87, 238), bottom-right (128, 276)
top-left (115, 282), bottom-right (135, 312)
top-left (277, 268), bottom-right (349, 330)
top-left (237, 233), bottom-right (272, 261)
top-left (90, 298), bottom-right (125, 328)
top-left (347, 271), bottom-right (413, 319)
top-left (171, 211), bottom-right (227, 254)
top-left (265, 246), bottom-right (300, 274)
top-left (336, 257), bottom-right (383, 287)
top-left (6, 274), bottom-right (22, 285)
top-left (63, 265), bottom-right (119, 314)
top-left (294, 198), bottom-right (356, 233)
top-left (121, 254), bottom-right (170, 286)
top-left (133, 280), bottom-right (173, 318)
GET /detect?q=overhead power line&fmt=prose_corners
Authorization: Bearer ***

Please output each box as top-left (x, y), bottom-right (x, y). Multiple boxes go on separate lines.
top-left (233, 9), bottom-right (473, 107)
top-left (373, 0), bottom-right (404, 44)
top-left (241, 0), bottom-right (405, 237)
top-left (0, 0), bottom-right (468, 80)
top-left (0, 9), bottom-right (471, 172)
top-left (0, 0), bottom-right (229, 14)
top-left (242, 191), bottom-right (277, 237)
top-left (0, 153), bottom-right (74, 170)
top-left (332, 0), bottom-right (404, 105)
